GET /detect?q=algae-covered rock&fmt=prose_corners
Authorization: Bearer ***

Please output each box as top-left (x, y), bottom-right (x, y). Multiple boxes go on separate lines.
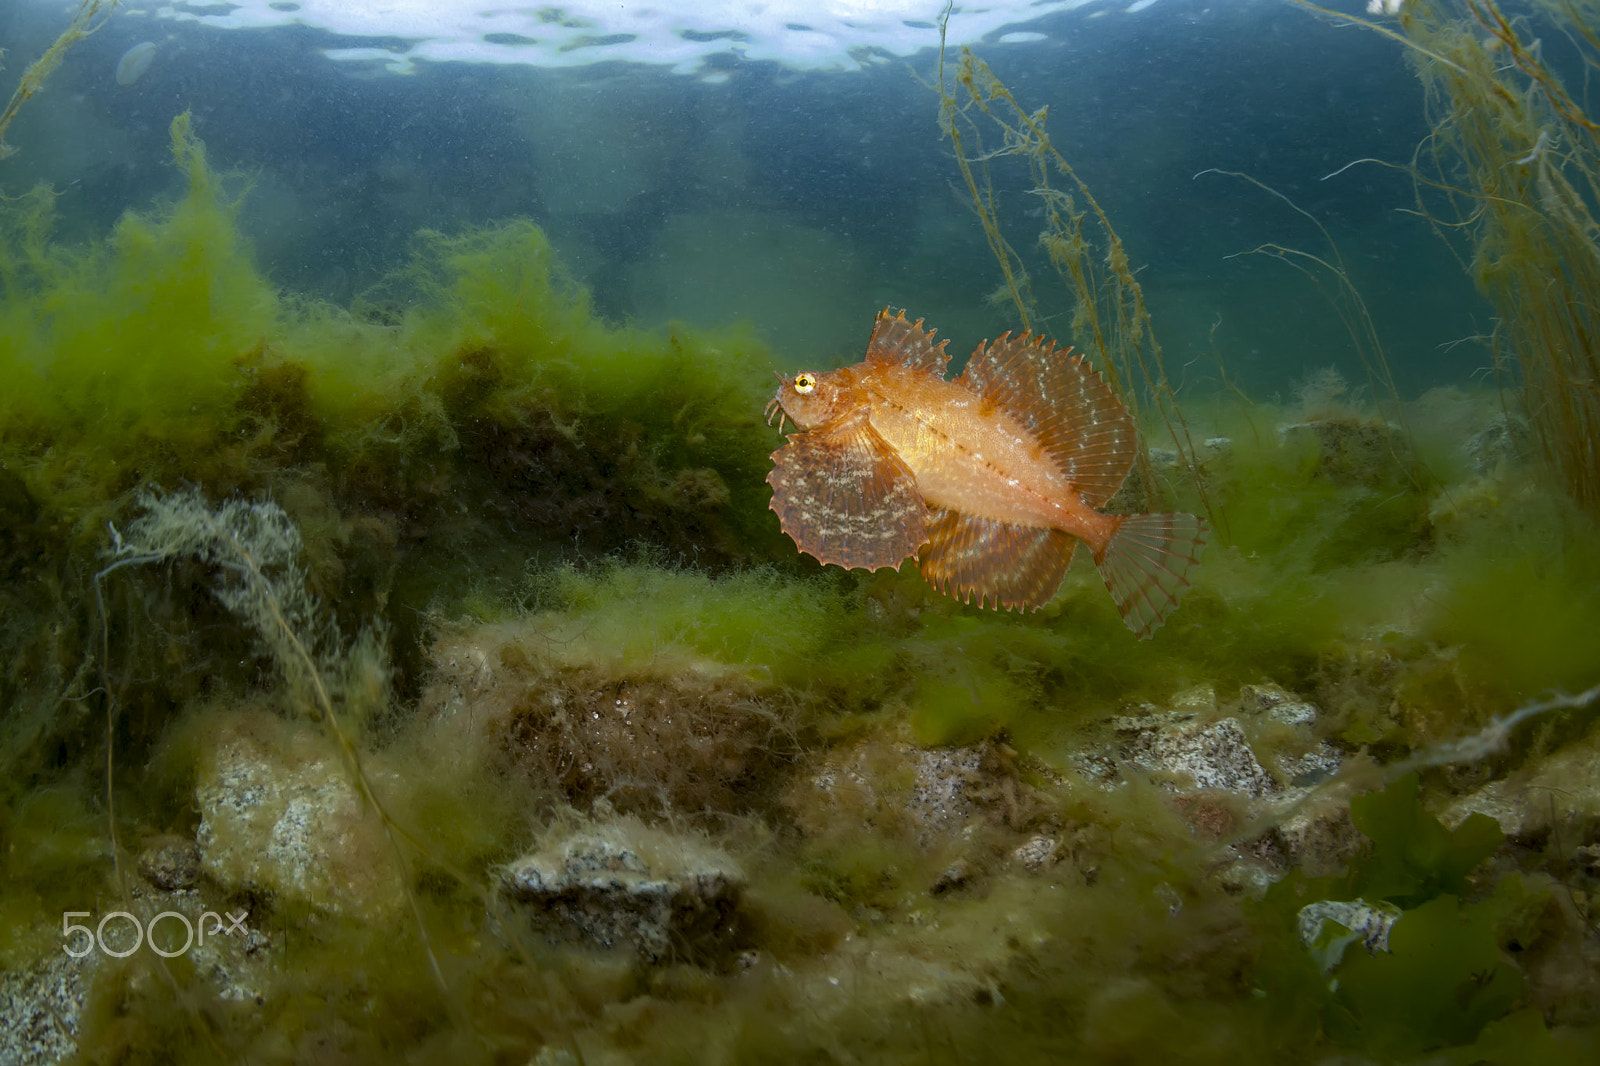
top-left (194, 713), bottom-right (406, 921)
top-left (136, 835), bottom-right (201, 892)
top-left (1464, 411), bottom-right (1532, 476)
top-left (1240, 682), bottom-right (1319, 728)
top-left (1275, 792), bottom-right (1366, 878)
top-left (905, 745), bottom-right (986, 842)
top-left (0, 951), bottom-right (91, 1066)
top-left (1076, 685), bottom-right (1365, 887)
top-left (1277, 415), bottom-right (1416, 488)
top-left (1439, 729), bottom-right (1600, 839)
top-left (1237, 683), bottom-right (1343, 783)
top-left (1089, 683), bottom-right (1344, 804)
top-left (1115, 712), bottom-right (1280, 798)
top-left (0, 878), bottom-right (273, 1064)
top-left (782, 730), bottom-right (1060, 907)
top-left (500, 819), bottom-right (743, 963)
top-left (1012, 835), bottom-right (1061, 871)
top-left (795, 734), bottom-right (1042, 848)
top-left (419, 571), bottom-right (810, 823)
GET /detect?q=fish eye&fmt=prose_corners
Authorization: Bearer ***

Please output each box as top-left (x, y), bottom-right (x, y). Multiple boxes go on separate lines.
top-left (794, 372), bottom-right (817, 394)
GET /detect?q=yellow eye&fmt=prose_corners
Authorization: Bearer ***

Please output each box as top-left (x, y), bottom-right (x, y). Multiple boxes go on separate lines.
top-left (794, 372), bottom-right (817, 394)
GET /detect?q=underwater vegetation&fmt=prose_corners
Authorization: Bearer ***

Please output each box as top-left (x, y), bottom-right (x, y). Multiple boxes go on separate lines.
top-left (934, 33), bottom-right (1212, 519)
top-left (0, 15), bottom-right (1599, 1066)
top-left (1388, 0), bottom-right (1600, 515)
top-left (0, 1), bottom-right (118, 161)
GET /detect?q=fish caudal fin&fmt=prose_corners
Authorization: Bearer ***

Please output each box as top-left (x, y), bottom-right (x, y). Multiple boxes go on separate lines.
top-left (1094, 512), bottom-right (1208, 639)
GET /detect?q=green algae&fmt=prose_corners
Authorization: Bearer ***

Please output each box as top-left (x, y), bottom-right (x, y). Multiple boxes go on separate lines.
top-left (1331, 884), bottom-right (1529, 1055)
top-left (1422, 491), bottom-right (1600, 700)
top-left (524, 560), bottom-right (845, 679)
top-left (0, 112), bottom-right (777, 561)
top-left (1249, 774), bottom-right (1556, 1059)
top-left (1348, 773), bottom-right (1503, 907)
top-left (1, 116), bottom-right (274, 516)
top-left (1449, 1007), bottom-right (1600, 1066)
top-left (1, 104), bottom-right (1599, 1066)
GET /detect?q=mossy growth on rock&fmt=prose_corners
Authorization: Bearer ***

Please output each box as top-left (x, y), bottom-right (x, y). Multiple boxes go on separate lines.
top-left (419, 562), bottom-right (824, 824)
top-left (0, 111), bottom-right (786, 795)
top-left (3, 106), bottom-right (1600, 1064)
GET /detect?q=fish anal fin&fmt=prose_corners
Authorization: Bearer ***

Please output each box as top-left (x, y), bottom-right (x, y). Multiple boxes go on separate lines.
top-left (959, 333), bottom-right (1138, 508)
top-left (864, 308), bottom-right (950, 377)
top-left (768, 409), bottom-right (928, 571)
top-left (916, 507), bottom-right (1076, 611)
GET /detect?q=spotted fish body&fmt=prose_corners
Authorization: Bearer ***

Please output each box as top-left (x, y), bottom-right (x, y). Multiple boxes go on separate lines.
top-left (765, 309), bottom-right (1207, 638)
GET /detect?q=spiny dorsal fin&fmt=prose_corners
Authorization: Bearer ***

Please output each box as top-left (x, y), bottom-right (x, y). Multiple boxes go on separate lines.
top-left (767, 407), bottom-right (928, 571)
top-left (916, 507), bottom-right (1077, 611)
top-left (864, 308), bottom-right (950, 377)
top-left (958, 332), bottom-right (1137, 508)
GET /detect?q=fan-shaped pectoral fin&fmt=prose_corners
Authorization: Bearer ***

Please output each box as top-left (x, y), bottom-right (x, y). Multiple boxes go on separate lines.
top-left (767, 409), bottom-right (928, 571)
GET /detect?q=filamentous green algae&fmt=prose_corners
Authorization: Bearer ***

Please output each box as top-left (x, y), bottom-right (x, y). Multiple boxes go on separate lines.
top-left (0, 108), bottom-right (1597, 1066)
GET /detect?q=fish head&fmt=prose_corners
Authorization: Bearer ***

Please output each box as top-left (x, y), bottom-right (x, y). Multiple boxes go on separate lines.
top-left (765, 369), bottom-right (850, 432)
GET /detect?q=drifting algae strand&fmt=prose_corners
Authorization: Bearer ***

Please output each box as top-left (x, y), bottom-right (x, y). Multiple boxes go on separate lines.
top-left (932, 4), bottom-right (1213, 525)
top-left (0, 1), bottom-right (120, 160)
top-left (1295, 0), bottom-right (1600, 516)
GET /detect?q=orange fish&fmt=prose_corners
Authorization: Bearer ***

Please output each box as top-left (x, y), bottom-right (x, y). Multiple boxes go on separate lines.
top-left (765, 309), bottom-right (1207, 638)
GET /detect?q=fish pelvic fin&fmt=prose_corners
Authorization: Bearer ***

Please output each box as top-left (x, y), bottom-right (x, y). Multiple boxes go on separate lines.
top-left (1094, 512), bottom-right (1208, 639)
top-left (958, 332), bottom-right (1138, 508)
top-left (767, 407), bottom-right (929, 571)
top-left (864, 308), bottom-right (951, 377)
top-left (916, 508), bottom-right (1077, 611)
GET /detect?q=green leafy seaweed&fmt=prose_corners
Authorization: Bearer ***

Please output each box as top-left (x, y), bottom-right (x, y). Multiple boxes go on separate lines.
top-left (1348, 772), bottom-right (1504, 908)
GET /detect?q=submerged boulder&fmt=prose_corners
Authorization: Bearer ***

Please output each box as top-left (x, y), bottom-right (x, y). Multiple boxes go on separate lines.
top-left (1439, 729), bottom-right (1600, 840)
top-left (194, 713), bottom-right (407, 921)
top-left (500, 819), bottom-right (744, 964)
